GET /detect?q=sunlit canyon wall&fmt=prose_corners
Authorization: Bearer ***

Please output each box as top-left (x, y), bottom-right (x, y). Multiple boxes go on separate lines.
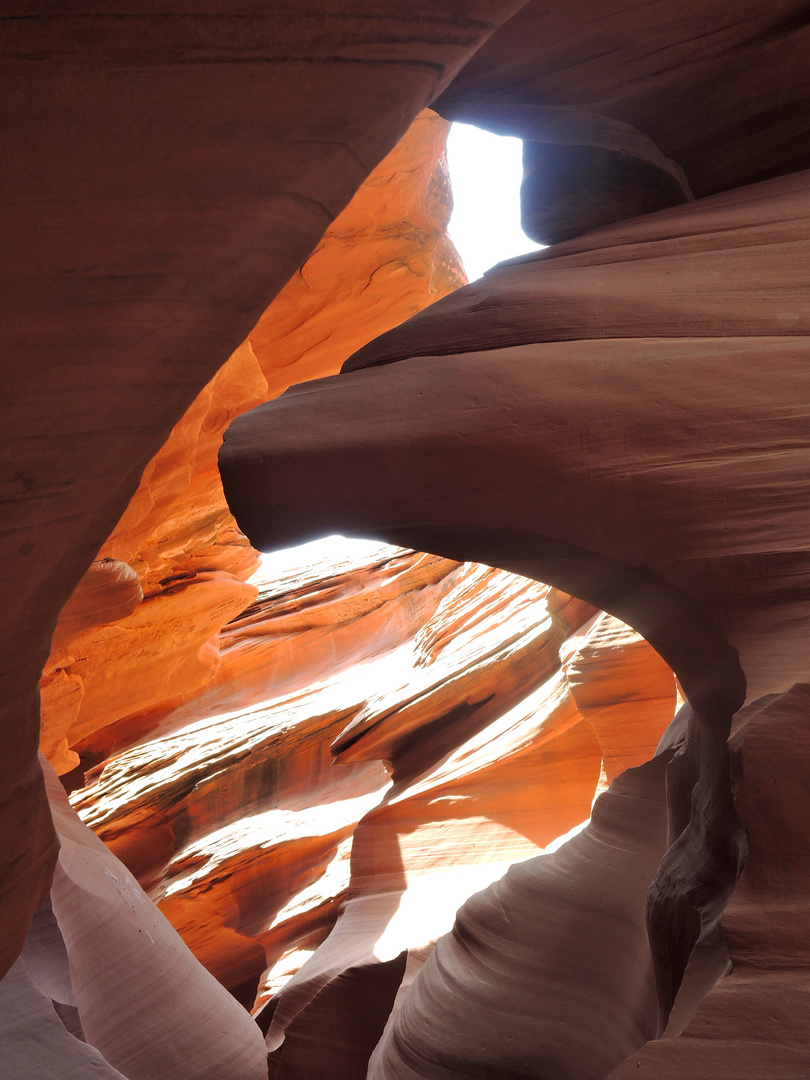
top-left (26, 102), bottom-right (678, 1074)
top-left (3, 5), bottom-right (810, 1080)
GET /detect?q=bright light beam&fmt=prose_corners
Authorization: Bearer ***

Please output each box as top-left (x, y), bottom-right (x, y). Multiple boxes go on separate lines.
top-left (446, 123), bottom-right (545, 282)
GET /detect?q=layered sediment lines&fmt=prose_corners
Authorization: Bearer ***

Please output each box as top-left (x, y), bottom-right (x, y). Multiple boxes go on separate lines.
top-left (433, 0), bottom-right (810, 242)
top-left (3, 4), bottom-right (525, 975)
top-left (74, 542), bottom-right (465, 997)
top-left (70, 537), bottom-right (676, 1067)
top-left (222, 167), bottom-right (810, 702)
top-left (221, 166), bottom-right (810, 1073)
top-left (17, 759), bottom-right (269, 1080)
top-left (368, 753), bottom-right (673, 1080)
top-left (38, 109), bottom-right (464, 785)
top-left (7, 5), bottom-right (810, 1077)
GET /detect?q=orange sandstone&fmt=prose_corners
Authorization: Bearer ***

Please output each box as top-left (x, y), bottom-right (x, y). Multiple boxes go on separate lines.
top-left (38, 110), bottom-right (463, 778)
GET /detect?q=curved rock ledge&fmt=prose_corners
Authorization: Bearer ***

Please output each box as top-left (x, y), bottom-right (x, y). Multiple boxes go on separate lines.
top-left (221, 171), bottom-right (810, 1060)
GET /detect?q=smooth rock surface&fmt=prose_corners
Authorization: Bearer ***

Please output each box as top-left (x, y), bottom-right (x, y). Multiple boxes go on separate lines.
top-left (433, 0), bottom-right (810, 241)
top-left (0, 1), bottom-right (521, 978)
top-left (7, 5), bottom-right (810, 1077)
top-left (609, 684), bottom-right (810, 1076)
top-left (45, 757), bottom-right (270, 1080)
top-left (40, 108), bottom-right (465, 783)
top-left (0, 957), bottom-right (127, 1080)
top-left (368, 753), bottom-right (673, 1080)
top-left (223, 169), bottom-right (810, 704)
top-left (221, 164), bottom-right (810, 1068)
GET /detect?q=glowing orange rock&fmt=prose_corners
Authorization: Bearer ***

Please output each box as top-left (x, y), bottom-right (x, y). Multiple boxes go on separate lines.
top-left (71, 542), bottom-right (465, 998)
top-left (248, 109), bottom-right (464, 400)
top-left (257, 576), bottom-right (676, 1075)
top-left (40, 560), bottom-right (143, 774)
top-left (38, 110), bottom-right (463, 777)
top-left (565, 612), bottom-right (677, 781)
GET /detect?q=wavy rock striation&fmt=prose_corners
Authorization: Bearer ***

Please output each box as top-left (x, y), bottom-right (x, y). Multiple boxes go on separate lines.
top-left (5, 5), bottom-right (810, 1077)
top-left (369, 752), bottom-right (673, 1080)
top-left (433, 0), bottom-right (810, 242)
top-left (74, 543), bottom-right (462, 1000)
top-left (221, 167), bottom-right (810, 1071)
top-left (609, 684), bottom-right (810, 1075)
top-left (68, 531), bottom-right (676, 1077)
top-left (258, 595), bottom-right (675, 1077)
top-left (1, 4), bottom-right (518, 974)
top-left (39, 108), bottom-right (465, 786)
top-left (36, 757), bottom-right (269, 1080)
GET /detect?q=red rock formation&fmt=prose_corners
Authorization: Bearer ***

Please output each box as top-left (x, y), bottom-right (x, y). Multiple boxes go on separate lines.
top-left (74, 543), bottom-right (462, 998)
top-left (23, 108), bottom-right (470, 1035)
top-left (220, 167), bottom-right (810, 1071)
top-left (433, 0), bottom-right (810, 242)
top-left (1, 4), bottom-right (519, 979)
top-left (249, 109), bottom-right (465, 403)
top-left (38, 108), bottom-right (465, 785)
top-left (40, 559), bottom-right (143, 773)
top-left (564, 613), bottom-right (677, 781)
top-left (609, 684), bottom-right (810, 1076)
top-left (249, 580), bottom-right (675, 1074)
top-left (63, 530), bottom-right (675, 1075)
top-left (70, 551), bottom-right (554, 980)
top-left (5, 5), bottom-right (810, 1078)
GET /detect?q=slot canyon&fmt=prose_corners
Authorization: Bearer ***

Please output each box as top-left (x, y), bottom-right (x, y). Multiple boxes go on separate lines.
top-left (2, 4), bottom-right (810, 1078)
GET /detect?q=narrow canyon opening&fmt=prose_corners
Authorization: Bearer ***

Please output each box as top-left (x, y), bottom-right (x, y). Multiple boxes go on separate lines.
top-left (445, 122), bottom-right (544, 279)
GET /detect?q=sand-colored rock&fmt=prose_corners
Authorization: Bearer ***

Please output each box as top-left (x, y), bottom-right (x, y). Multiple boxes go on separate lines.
top-left (5, 5), bottom-right (810, 1076)
top-left (369, 753), bottom-right (673, 1080)
top-left (0, 957), bottom-right (128, 1080)
top-left (42, 756), bottom-right (269, 1080)
top-left (75, 543), bottom-right (649, 1008)
top-left (254, 574), bottom-right (675, 1075)
top-left (433, 1), bottom-right (810, 242)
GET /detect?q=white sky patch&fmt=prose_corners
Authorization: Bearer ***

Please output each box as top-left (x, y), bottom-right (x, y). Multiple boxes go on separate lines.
top-left (446, 122), bottom-right (545, 282)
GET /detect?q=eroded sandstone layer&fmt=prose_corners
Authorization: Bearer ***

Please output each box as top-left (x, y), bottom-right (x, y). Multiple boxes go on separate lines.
top-left (608, 684), bottom-right (810, 1078)
top-left (39, 108), bottom-right (464, 783)
top-left (1, 4), bottom-right (519, 978)
top-left (5, 3), bottom-right (810, 1078)
top-left (69, 537), bottom-right (675, 1023)
top-left (221, 164), bottom-right (810, 1075)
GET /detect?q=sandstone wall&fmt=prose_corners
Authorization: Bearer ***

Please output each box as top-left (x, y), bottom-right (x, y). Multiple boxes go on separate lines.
top-left (0, 3), bottom-right (519, 980)
top-left (5, 4), bottom-right (810, 1077)
top-left (39, 109), bottom-right (464, 780)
